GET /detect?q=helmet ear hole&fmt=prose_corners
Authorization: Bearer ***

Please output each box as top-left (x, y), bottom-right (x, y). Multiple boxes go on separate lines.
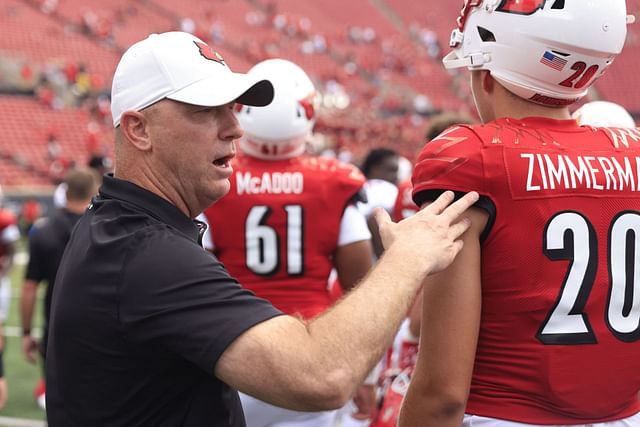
top-left (477, 27), bottom-right (496, 42)
top-left (551, 0), bottom-right (565, 10)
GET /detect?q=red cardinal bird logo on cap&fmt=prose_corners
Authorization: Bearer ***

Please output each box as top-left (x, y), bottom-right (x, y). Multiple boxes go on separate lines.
top-left (194, 41), bottom-right (225, 65)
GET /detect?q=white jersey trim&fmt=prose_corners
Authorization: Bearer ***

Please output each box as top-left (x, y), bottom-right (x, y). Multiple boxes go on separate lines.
top-left (463, 412), bottom-right (640, 427)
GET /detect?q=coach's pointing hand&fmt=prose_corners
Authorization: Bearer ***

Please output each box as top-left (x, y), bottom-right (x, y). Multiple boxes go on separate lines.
top-left (375, 191), bottom-right (478, 277)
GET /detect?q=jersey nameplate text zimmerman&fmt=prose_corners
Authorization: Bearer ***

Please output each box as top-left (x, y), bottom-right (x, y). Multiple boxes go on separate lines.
top-left (505, 128), bottom-right (640, 198)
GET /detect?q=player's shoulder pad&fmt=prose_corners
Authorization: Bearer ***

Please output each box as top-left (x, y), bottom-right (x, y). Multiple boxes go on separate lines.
top-left (302, 157), bottom-right (366, 204)
top-left (413, 124), bottom-right (486, 200)
top-left (415, 124), bottom-right (483, 174)
top-left (420, 124), bottom-right (483, 158)
top-left (301, 156), bottom-right (365, 183)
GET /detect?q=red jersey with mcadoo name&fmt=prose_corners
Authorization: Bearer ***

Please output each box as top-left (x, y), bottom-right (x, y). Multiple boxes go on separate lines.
top-left (203, 154), bottom-right (365, 319)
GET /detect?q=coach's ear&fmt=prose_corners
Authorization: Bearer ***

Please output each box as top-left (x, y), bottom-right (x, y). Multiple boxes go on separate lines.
top-left (119, 111), bottom-right (152, 152)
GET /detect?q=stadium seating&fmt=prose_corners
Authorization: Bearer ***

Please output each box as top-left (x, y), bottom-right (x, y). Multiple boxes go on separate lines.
top-left (0, 95), bottom-right (113, 187)
top-left (0, 0), bottom-right (119, 86)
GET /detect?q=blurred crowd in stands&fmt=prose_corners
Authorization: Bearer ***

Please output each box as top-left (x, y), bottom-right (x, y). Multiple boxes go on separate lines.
top-left (0, 0), bottom-right (480, 193)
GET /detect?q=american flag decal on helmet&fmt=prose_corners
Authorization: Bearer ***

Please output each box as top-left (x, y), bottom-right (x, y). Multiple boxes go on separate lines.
top-left (540, 51), bottom-right (567, 71)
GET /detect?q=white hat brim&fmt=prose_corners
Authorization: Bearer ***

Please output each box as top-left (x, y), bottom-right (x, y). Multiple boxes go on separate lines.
top-left (167, 72), bottom-right (274, 107)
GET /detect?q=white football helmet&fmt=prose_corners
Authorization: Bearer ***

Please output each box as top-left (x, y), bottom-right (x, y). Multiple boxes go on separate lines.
top-left (237, 59), bottom-right (316, 160)
top-left (444, 0), bottom-right (634, 106)
top-left (572, 100), bottom-right (636, 128)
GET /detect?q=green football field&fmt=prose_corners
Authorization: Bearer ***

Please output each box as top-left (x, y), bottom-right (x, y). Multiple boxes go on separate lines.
top-left (0, 249), bottom-right (46, 422)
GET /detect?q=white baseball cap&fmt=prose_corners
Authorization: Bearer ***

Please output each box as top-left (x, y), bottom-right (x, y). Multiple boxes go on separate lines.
top-left (110, 32), bottom-right (274, 127)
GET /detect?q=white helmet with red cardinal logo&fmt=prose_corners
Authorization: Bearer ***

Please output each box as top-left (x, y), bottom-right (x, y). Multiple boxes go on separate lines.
top-left (237, 59), bottom-right (316, 159)
top-left (443, 0), bottom-right (634, 106)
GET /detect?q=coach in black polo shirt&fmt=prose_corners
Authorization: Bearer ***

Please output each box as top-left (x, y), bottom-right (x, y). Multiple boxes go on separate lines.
top-left (45, 31), bottom-right (478, 426)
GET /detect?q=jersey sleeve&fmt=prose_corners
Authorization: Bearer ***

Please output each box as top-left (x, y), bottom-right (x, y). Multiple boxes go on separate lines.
top-left (333, 161), bottom-right (367, 206)
top-left (412, 125), bottom-right (487, 207)
top-left (337, 204), bottom-right (371, 246)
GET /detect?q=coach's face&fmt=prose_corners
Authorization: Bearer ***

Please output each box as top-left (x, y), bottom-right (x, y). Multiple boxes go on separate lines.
top-left (145, 99), bottom-right (242, 216)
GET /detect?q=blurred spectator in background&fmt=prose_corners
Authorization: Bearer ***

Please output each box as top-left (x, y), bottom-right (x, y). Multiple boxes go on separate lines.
top-left (20, 198), bottom-right (42, 235)
top-left (180, 17), bottom-right (196, 34)
top-left (425, 112), bottom-right (476, 142)
top-left (35, 76), bottom-right (59, 110)
top-left (21, 167), bottom-right (101, 410)
top-left (0, 185), bottom-right (21, 410)
top-left (46, 132), bottom-right (61, 161)
top-left (358, 148), bottom-right (400, 258)
top-left (360, 148), bottom-right (400, 186)
top-left (53, 154), bottom-right (111, 208)
top-left (85, 129), bottom-right (102, 157)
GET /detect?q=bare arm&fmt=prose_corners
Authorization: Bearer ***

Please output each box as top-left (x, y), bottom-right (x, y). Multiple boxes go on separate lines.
top-left (21, 279), bottom-right (39, 363)
top-left (407, 287), bottom-right (423, 339)
top-left (334, 239), bottom-right (374, 293)
top-left (0, 241), bottom-right (15, 277)
top-left (398, 207), bottom-right (488, 427)
top-left (366, 214), bottom-right (385, 259)
top-left (215, 191), bottom-right (479, 411)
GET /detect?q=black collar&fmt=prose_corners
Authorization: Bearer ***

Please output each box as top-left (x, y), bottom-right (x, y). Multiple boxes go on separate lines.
top-left (98, 174), bottom-right (205, 244)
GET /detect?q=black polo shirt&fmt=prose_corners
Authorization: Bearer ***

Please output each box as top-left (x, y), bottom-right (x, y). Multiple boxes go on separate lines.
top-left (25, 208), bottom-right (83, 356)
top-left (46, 175), bottom-right (282, 427)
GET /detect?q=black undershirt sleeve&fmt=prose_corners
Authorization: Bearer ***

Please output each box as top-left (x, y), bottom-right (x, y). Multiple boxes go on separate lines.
top-left (413, 189), bottom-right (496, 243)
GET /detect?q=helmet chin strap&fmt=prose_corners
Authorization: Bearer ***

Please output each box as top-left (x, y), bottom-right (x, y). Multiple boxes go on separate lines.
top-left (442, 51), bottom-right (491, 70)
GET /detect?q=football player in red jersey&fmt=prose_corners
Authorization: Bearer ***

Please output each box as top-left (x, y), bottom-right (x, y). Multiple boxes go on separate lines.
top-left (400, 1), bottom-right (640, 427)
top-left (200, 59), bottom-right (375, 427)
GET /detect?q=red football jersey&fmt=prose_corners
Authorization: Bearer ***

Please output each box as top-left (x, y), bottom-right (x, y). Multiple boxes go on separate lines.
top-left (392, 179), bottom-right (418, 222)
top-left (412, 118), bottom-right (640, 424)
top-left (203, 154), bottom-right (365, 319)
